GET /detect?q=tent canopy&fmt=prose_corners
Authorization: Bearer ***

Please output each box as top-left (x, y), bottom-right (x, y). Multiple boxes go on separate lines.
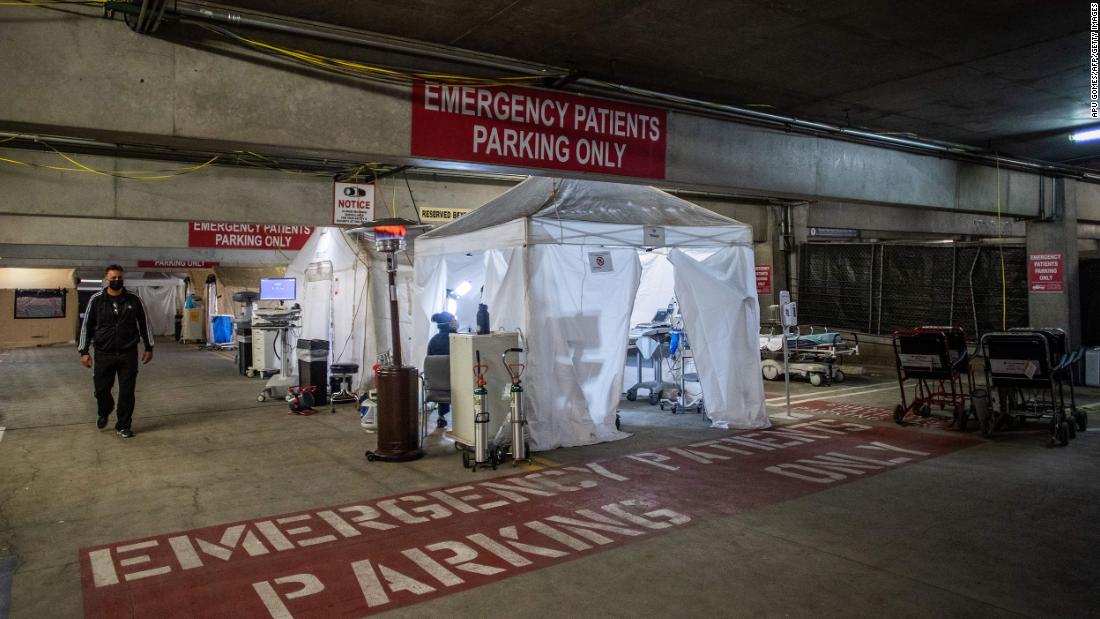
top-left (416, 177), bottom-right (752, 256)
top-left (412, 177), bottom-right (768, 451)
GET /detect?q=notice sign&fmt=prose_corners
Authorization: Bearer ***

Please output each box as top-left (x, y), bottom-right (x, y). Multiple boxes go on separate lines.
top-left (411, 80), bottom-right (667, 179)
top-left (755, 265), bottom-right (772, 295)
top-left (1028, 253), bottom-right (1064, 293)
top-left (137, 260), bottom-right (219, 269)
top-left (188, 222), bottom-right (313, 250)
top-left (334, 182), bottom-right (374, 226)
top-left (418, 207), bottom-right (471, 223)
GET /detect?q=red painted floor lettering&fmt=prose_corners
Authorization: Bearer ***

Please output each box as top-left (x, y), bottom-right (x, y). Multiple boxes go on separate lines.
top-left (81, 417), bottom-right (975, 618)
top-left (793, 400), bottom-right (958, 428)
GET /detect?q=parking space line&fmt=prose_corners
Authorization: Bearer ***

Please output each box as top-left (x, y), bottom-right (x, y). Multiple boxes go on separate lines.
top-left (768, 384), bottom-right (900, 408)
top-left (764, 381), bottom-right (894, 403)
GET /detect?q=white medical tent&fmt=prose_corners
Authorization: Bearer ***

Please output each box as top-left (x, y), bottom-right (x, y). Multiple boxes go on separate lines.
top-left (413, 176), bottom-right (769, 451)
top-left (285, 227), bottom-right (414, 390)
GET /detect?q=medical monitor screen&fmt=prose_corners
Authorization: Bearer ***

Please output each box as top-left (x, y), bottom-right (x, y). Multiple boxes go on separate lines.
top-left (259, 278), bottom-right (296, 301)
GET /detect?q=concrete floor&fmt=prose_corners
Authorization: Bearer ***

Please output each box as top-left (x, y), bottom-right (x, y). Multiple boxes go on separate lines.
top-left (0, 342), bottom-right (1098, 618)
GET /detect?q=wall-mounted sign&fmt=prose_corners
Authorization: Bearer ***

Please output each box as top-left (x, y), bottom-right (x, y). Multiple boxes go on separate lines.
top-left (411, 80), bottom-right (667, 179)
top-left (808, 227), bottom-right (860, 239)
top-left (418, 207), bottom-right (471, 223)
top-left (1029, 253), bottom-right (1064, 293)
top-left (333, 181), bottom-right (374, 226)
top-left (755, 265), bottom-right (773, 295)
top-left (188, 222), bottom-right (313, 250)
top-left (137, 260), bottom-right (219, 269)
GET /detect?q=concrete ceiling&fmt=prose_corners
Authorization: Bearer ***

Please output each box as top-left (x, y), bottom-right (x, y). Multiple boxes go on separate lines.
top-left (215, 0), bottom-right (1100, 168)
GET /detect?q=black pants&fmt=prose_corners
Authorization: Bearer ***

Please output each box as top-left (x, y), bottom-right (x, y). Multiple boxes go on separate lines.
top-left (93, 349), bottom-right (139, 430)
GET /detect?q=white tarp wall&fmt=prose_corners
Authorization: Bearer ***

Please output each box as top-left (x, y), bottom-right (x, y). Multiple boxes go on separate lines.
top-left (410, 246), bottom-right (527, 368)
top-left (127, 278), bottom-right (184, 336)
top-left (414, 177), bottom-right (770, 450)
top-left (670, 248), bottom-right (768, 429)
top-left (286, 228), bottom-right (370, 389)
top-left (630, 251), bottom-right (676, 326)
top-left (526, 245), bottom-right (636, 446)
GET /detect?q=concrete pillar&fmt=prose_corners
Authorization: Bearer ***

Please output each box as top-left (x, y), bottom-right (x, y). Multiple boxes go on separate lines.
top-left (764, 204), bottom-right (793, 310)
top-left (789, 204), bottom-right (811, 299)
top-left (1026, 178), bottom-right (1082, 347)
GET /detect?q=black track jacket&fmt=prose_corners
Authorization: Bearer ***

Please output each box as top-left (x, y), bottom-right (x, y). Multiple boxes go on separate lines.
top-left (78, 289), bottom-right (155, 355)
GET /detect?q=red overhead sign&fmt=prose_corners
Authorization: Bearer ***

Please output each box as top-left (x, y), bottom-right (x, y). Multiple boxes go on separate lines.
top-left (411, 80), bottom-right (667, 179)
top-left (188, 222), bottom-right (313, 250)
top-left (1028, 253), bottom-right (1064, 293)
top-left (137, 260), bottom-right (219, 269)
top-left (755, 265), bottom-right (773, 295)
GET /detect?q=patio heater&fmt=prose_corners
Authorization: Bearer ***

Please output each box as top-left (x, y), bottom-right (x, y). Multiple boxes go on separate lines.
top-left (358, 218), bottom-right (424, 463)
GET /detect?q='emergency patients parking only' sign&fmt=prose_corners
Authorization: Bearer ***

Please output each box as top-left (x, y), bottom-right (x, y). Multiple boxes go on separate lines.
top-left (1029, 253), bottom-right (1064, 293)
top-left (188, 222), bottom-right (313, 250)
top-left (411, 80), bottom-right (667, 179)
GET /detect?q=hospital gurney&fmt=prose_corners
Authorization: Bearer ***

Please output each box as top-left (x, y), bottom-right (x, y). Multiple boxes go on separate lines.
top-left (892, 325), bottom-right (974, 427)
top-left (760, 325), bottom-right (861, 386)
top-left (980, 329), bottom-right (1087, 445)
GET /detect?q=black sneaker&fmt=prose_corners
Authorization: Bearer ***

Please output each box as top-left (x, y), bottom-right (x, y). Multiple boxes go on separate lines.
top-left (117, 428), bottom-right (135, 439)
top-left (437, 416), bottom-right (448, 429)
top-left (96, 416), bottom-right (108, 430)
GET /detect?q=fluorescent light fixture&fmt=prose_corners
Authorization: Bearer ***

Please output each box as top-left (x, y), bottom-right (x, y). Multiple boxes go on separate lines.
top-left (453, 280), bottom-right (472, 297)
top-left (446, 299), bottom-right (457, 315)
top-left (80, 278), bottom-right (103, 283)
top-left (1069, 127), bottom-right (1100, 142)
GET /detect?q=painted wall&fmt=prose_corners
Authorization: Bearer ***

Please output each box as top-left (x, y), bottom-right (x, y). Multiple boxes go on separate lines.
top-left (0, 268), bottom-right (77, 348)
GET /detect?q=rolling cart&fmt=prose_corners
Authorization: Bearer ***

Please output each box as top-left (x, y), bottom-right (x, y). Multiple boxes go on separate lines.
top-left (892, 325), bottom-right (975, 428)
top-left (980, 329), bottom-right (1087, 445)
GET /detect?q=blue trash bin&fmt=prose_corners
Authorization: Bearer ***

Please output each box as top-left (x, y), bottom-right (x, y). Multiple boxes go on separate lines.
top-left (211, 315), bottom-right (234, 345)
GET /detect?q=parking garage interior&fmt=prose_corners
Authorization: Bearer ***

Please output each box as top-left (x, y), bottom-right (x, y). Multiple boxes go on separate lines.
top-left (1, 2), bottom-right (1099, 618)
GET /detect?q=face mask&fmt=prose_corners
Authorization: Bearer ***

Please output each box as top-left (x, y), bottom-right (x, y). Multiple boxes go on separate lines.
top-left (108, 279), bottom-right (124, 291)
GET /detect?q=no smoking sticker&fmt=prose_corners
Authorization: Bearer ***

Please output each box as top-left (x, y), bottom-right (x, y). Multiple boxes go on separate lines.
top-left (588, 251), bottom-right (614, 273)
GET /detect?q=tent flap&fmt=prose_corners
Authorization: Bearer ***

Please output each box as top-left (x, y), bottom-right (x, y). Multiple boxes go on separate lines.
top-left (525, 244), bottom-right (636, 449)
top-left (670, 248), bottom-right (769, 430)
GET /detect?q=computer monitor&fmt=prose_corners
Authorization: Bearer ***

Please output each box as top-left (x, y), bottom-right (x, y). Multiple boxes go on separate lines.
top-left (259, 277), bottom-right (296, 301)
top-left (651, 309), bottom-right (669, 324)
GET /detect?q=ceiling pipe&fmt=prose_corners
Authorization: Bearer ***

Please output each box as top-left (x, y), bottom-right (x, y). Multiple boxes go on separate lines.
top-left (170, 1), bottom-right (563, 78)
top-left (103, 0), bottom-right (1100, 181)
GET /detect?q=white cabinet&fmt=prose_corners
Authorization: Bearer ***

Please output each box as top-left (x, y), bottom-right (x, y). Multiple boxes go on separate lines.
top-left (181, 307), bottom-right (205, 342)
top-left (447, 332), bottom-right (520, 447)
top-left (251, 329), bottom-right (279, 373)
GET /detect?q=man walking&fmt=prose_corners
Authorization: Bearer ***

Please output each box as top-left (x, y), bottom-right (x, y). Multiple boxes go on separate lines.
top-left (78, 265), bottom-right (155, 438)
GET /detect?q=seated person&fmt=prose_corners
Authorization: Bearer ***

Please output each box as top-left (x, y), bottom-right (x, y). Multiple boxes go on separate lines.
top-left (428, 311), bottom-right (458, 428)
